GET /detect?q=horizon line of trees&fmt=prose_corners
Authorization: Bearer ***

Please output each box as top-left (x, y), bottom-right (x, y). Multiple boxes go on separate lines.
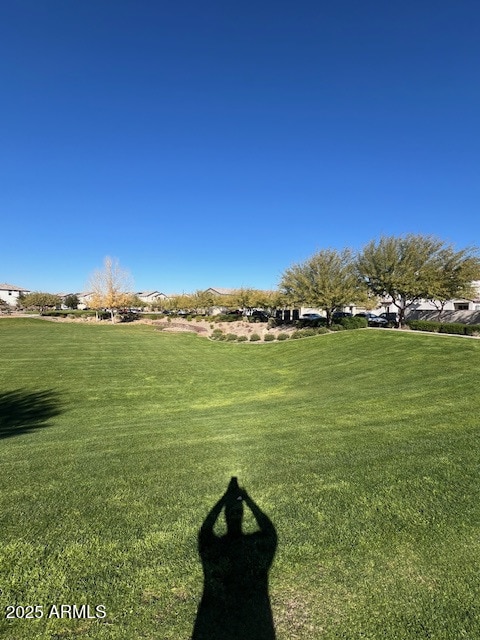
top-left (15, 235), bottom-right (480, 326)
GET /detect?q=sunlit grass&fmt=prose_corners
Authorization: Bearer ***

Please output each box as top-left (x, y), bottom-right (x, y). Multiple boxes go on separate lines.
top-left (0, 319), bottom-right (479, 639)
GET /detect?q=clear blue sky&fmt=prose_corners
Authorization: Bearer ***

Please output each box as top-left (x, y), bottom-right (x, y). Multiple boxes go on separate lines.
top-left (1, 1), bottom-right (479, 294)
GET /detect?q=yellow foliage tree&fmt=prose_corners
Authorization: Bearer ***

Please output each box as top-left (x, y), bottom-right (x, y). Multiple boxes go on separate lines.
top-left (88, 256), bottom-right (134, 322)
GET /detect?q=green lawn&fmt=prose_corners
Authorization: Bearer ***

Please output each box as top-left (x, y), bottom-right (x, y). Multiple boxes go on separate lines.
top-left (1, 319), bottom-right (479, 639)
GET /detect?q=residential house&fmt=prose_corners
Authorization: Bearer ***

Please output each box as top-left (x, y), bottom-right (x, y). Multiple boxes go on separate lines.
top-left (0, 283), bottom-right (30, 307)
top-left (136, 291), bottom-right (169, 306)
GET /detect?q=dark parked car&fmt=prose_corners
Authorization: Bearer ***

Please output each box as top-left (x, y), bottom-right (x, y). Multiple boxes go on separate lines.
top-left (332, 311), bottom-right (353, 320)
top-left (355, 312), bottom-right (388, 327)
top-left (251, 310), bottom-right (270, 322)
top-left (379, 312), bottom-right (399, 326)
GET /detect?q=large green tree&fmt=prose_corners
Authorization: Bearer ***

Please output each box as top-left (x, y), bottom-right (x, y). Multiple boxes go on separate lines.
top-left (64, 294), bottom-right (79, 310)
top-left (356, 234), bottom-right (455, 327)
top-left (279, 248), bottom-right (362, 326)
top-left (22, 292), bottom-right (62, 312)
top-left (426, 246), bottom-right (480, 320)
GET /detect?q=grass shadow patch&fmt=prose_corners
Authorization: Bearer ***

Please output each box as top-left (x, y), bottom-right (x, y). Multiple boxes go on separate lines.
top-left (0, 388), bottom-right (63, 439)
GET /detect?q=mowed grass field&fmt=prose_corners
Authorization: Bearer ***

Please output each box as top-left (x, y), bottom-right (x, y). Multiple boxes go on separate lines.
top-left (0, 319), bottom-right (479, 640)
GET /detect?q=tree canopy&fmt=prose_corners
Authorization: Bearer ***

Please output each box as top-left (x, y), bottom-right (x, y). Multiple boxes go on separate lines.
top-left (425, 246), bottom-right (480, 319)
top-left (279, 248), bottom-right (363, 325)
top-left (356, 235), bottom-right (480, 326)
top-left (64, 294), bottom-right (79, 310)
top-left (22, 292), bottom-right (62, 312)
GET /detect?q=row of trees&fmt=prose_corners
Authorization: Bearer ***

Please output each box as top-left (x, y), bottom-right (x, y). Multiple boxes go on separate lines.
top-left (18, 258), bottom-right (139, 321)
top-left (162, 288), bottom-right (286, 316)
top-left (280, 235), bottom-right (480, 327)
top-left (18, 237), bottom-right (480, 326)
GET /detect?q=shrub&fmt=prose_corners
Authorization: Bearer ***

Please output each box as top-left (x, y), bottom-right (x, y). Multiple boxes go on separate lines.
top-left (339, 316), bottom-right (368, 330)
top-left (211, 329), bottom-right (224, 340)
top-left (267, 317), bottom-right (279, 328)
top-left (95, 311), bottom-right (110, 321)
top-left (263, 333), bottom-right (275, 342)
top-left (407, 320), bottom-right (441, 332)
top-left (277, 332), bottom-right (289, 341)
top-left (300, 328), bottom-right (317, 337)
top-left (439, 322), bottom-right (468, 335)
top-left (290, 328), bottom-right (317, 339)
top-left (40, 311), bottom-right (67, 318)
top-left (315, 327), bottom-right (330, 334)
top-left (249, 333), bottom-right (261, 342)
top-left (296, 318), bottom-right (327, 329)
top-left (329, 323), bottom-right (345, 331)
top-left (225, 333), bottom-right (238, 341)
top-left (237, 335), bottom-right (248, 342)
top-left (465, 324), bottom-right (480, 336)
top-left (215, 314), bottom-right (240, 322)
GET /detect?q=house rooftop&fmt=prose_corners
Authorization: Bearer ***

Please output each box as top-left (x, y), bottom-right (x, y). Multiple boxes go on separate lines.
top-left (205, 287), bottom-right (238, 295)
top-left (137, 291), bottom-right (167, 297)
top-left (0, 283), bottom-right (30, 291)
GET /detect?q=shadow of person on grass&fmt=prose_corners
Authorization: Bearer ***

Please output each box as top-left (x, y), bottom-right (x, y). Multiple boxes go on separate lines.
top-left (192, 477), bottom-right (277, 640)
top-left (0, 389), bottom-right (63, 439)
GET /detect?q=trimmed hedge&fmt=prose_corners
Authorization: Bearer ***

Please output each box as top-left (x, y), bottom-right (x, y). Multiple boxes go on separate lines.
top-left (439, 323), bottom-right (467, 335)
top-left (339, 316), bottom-right (368, 330)
top-left (465, 324), bottom-right (480, 336)
top-left (408, 320), bottom-right (480, 336)
top-left (407, 320), bottom-right (441, 332)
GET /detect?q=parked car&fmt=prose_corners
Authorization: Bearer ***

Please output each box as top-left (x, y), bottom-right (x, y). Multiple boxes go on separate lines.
top-left (355, 312), bottom-right (388, 327)
top-left (300, 313), bottom-right (323, 320)
top-left (332, 311), bottom-right (353, 320)
top-left (379, 312), bottom-right (399, 325)
top-left (251, 310), bottom-right (270, 321)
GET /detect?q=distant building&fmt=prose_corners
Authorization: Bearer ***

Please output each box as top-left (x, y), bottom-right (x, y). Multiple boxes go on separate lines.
top-left (76, 292), bottom-right (94, 309)
top-left (409, 280), bottom-right (480, 312)
top-left (0, 283), bottom-right (30, 306)
top-left (136, 291), bottom-right (169, 305)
